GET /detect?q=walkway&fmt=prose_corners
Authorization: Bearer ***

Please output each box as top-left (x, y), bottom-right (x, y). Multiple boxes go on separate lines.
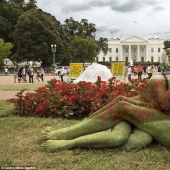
top-left (0, 74), bottom-right (148, 100)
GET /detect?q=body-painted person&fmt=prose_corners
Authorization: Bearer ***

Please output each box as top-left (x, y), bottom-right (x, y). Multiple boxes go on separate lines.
top-left (41, 41), bottom-right (170, 152)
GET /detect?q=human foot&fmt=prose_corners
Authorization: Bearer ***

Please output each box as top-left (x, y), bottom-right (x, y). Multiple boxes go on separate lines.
top-left (41, 140), bottom-right (74, 152)
top-left (42, 126), bottom-right (73, 140)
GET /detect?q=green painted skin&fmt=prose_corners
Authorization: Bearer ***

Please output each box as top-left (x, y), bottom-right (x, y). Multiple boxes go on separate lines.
top-left (41, 51), bottom-right (170, 152)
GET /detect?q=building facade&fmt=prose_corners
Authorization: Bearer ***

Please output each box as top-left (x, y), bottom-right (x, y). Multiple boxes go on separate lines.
top-left (97, 34), bottom-right (165, 63)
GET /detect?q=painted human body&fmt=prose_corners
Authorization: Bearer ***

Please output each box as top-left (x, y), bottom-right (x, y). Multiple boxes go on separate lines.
top-left (42, 46), bottom-right (170, 152)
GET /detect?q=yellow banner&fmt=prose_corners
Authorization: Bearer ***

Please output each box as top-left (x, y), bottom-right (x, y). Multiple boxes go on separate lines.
top-left (70, 63), bottom-right (83, 77)
top-left (111, 62), bottom-right (125, 76)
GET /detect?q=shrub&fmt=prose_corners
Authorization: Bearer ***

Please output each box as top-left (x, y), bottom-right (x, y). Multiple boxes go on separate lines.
top-left (6, 77), bottom-right (148, 119)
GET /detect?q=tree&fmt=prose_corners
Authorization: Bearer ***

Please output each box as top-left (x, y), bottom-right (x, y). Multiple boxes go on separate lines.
top-left (96, 37), bottom-right (108, 55)
top-left (62, 17), bottom-right (97, 42)
top-left (13, 9), bottom-right (66, 67)
top-left (0, 38), bottom-right (13, 66)
top-left (0, 0), bottom-right (37, 57)
top-left (62, 17), bottom-right (108, 57)
top-left (65, 36), bottom-right (98, 63)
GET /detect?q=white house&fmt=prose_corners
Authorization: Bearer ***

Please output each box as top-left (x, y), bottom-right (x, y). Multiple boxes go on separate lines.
top-left (97, 33), bottom-right (166, 63)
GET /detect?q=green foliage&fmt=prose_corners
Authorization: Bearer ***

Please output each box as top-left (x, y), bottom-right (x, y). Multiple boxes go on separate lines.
top-left (66, 36), bottom-right (98, 63)
top-left (13, 9), bottom-right (65, 67)
top-left (163, 40), bottom-right (170, 49)
top-left (96, 37), bottom-right (108, 55)
top-left (63, 17), bottom-right (97, 41)
top-left (62, 17), bottom-right (108, 64)
top-left (0, 0), bottom-right (37, 56)
top-left (7, 77), bottom-right (148, 119)
top-left (0, 38), bottom-right (13, 65)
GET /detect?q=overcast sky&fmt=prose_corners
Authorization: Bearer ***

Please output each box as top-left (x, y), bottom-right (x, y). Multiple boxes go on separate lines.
top-left (35, 0), bottom-right (170, 40)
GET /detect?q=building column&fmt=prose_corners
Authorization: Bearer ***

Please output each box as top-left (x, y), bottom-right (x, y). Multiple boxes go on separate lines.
top-left (137, 45), bottom-right (140, 62)
top-left (120, 45), bottom-right (122, 61)
top-left (146, 45), bottom-right (148, 62)
top-left (129, 45), bottom-right (131, 61)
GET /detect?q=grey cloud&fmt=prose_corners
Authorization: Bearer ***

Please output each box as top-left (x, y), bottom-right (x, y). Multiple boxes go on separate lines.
top-left (109, 27), bottom-right (122, 34)
top-left (96, 23), bottom-right (107, 32)
top-left (152, 5), bottom-right (165, 11)
top-left (146, 31), bottom-right (170, 39)
top-left (61, 0), bottom-right (166, 13)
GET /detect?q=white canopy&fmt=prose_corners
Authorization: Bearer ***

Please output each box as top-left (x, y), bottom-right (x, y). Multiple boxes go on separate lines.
top-left (73, 63), bottom-right (113, 83)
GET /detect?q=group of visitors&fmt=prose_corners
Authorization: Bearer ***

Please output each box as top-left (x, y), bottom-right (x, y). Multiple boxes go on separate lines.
top-left (126, 64), bottom-right (162, 82)
top-left (12, 60), bottom-right (45, 84)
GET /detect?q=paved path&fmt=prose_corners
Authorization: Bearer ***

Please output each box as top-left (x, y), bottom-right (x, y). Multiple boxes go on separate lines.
top-left (0, 74), bottom-right (148, 100)
top-left (0, 75), bottom-right (67, 100)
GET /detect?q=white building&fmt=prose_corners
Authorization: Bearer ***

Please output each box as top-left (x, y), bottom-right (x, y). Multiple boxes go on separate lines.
top-left (97, 34), bottom-right (166, 63)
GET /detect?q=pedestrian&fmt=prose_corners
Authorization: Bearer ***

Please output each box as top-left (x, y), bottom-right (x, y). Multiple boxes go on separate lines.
top-left (143, 65), bottom-right (146, 75)
top-left (158, 65), bottom-right (161, 72)
top-left (127, 65), bottom-right (132, 82)
top-left (137, 65), bottom-right (143, 80)
top-left (4, 67), bottom-right (9, 76)
top-left (133, 66), bottom-right (137, 76)
top-left (28, 66), bottom-right (34, 83)
top-left (125, 65), bottom-right (128, 77)
top-left (12, 60), bottom-right (19, 83)
top-left (36, 69), bottom-right (40, 82)
top-left (147, 65), bottom-right (152, 79)
top-left (151, 66), bottom-right (156, 75)
top-left (22, 66), bottom-right (27, 82)
top-left (60, 67), bottom-right (64, 82)
top-left (40, 67), bottom-right (45, 82)
top-left (50, 67), bottom-right (53, 75)
top-left (18, 66), bottom-right (23, 83)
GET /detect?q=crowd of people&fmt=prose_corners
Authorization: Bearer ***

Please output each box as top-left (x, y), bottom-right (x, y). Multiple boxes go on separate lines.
top-left (126, 64), bottom-right (161, 82)
top-left (12, 60), bottom-right (45, 84)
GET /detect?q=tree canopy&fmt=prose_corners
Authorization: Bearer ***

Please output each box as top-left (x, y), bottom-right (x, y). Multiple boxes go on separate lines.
top-left (0, 38), bottom-right (13, 65)
top-left (13, 9), bottom-right (66, 67)
top-left (65, 36), bottom-right (98, 63)
top-left (0, 1), bottom-right (108, 67)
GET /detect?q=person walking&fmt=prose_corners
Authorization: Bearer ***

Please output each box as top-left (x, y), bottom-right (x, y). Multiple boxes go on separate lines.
top-left (4, 67), bottom-right (9, 76)
top-left (40, 67), bottom-right (45, 82)
top-left (22, 66), bottom-right (27, 82)
top-left (36, 69), bottom-right (40, 82)
top-left (28, 66), bottom-right (34, 83)
top-left (137, 65), bottom-right (143, 80)
top-left (133, 66), bottom-right (137, 76)
top-left (147, 64), bottom-right (152, 79)
top-left (12, 60), bottom-right (19, 83)
top-left (143, 65), bottom-right (146, 75)
top-left (158, 65), bottom-right (161, 72)
top-left (60, 67), bottom-right (64, 82)
top-left (127, 65), bottom-right (132, 82)
top-left (151, 66), bottom-right (156, 76)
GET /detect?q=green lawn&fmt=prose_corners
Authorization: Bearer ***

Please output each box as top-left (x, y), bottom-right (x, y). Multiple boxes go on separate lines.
top-left (1, 86), bottom-right (170, 169)
top-left (0, 83), bottom-right (47, 91)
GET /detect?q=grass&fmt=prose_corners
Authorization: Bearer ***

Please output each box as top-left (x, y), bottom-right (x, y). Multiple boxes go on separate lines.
top-left (1, 86), bottom-right (170, 169)
top-left (1, 100), bottom-right (170, 170)
top-left (0, 83), bottom-right (47, 91)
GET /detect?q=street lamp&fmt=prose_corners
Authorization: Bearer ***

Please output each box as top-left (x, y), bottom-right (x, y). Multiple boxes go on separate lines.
top-left (51, 44), bottom-right (56, 71)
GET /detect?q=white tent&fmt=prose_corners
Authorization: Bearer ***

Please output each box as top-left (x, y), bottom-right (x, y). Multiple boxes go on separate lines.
top-left (73, 63), bottom-right (113, 83)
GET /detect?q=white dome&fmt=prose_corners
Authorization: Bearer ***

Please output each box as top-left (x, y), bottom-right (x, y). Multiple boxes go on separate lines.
top-left (73, 63), bottom-right (113, 83)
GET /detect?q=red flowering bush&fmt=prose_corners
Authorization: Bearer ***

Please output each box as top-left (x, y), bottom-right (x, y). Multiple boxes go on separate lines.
top-left (6, 77), bottom-right (148, 119)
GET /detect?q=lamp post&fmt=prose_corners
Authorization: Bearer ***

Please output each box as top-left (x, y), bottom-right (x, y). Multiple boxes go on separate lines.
top-left (51, 44), bottom-right (56, 71)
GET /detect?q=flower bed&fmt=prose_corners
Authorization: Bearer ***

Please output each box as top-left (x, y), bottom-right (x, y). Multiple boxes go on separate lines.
top-left (6, 76), bottom-right (148, 119)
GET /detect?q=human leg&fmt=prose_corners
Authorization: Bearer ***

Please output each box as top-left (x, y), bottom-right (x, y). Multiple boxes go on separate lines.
top-left (121, 127), bottom-right (153, 150)
top-left (42, 121), bottom-right (131, 152)
top-left (42, 96), bottom-right (150, 140)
